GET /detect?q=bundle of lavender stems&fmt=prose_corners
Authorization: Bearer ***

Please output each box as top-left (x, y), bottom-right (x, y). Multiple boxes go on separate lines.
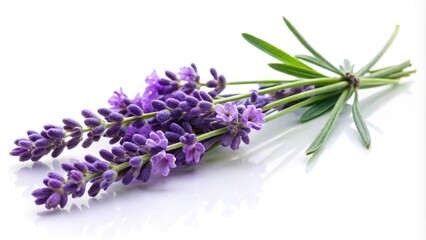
top-left (10, 17), bottom-right (414, 209)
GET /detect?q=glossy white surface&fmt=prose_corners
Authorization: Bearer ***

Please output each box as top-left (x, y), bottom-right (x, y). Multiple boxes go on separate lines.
top-left (0, 1), bottom-right (425, 239)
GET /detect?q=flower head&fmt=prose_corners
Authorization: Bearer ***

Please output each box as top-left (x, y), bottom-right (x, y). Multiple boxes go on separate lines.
top-left (178, 66), bottom-right (198, 81)
top-left (215, 102), bottom-right (238, 123)
top-left (242, 105), bottom-right (265, 130)
top-left (151, 150), bottom-right (176, 176)
top-left (108, 88), bottom-right (130, 110)
top-left (180, 133), bottom-right (205, 164)
top-left (145, 130), bottom-right (168, 154)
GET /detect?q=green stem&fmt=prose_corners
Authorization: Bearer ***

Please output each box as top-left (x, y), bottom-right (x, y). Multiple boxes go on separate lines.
top-left (356, 25), bottom-right (400, 76)
top-left (214, 77), bottom-right (341, 104)
top-left (261, 81), bottom-right (349, 111)
top-left (264, 93), bottom-right (335, 122)
top-left (365, 60), bottom-right (411, 78)
top-left (360, 78), bottom-right (400, 87)
top-left (226, 79), bottom-right (298, 85)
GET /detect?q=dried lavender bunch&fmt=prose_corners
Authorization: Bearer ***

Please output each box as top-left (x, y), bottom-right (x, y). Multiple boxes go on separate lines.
top-left (10, 17), bottom-right (415, 209)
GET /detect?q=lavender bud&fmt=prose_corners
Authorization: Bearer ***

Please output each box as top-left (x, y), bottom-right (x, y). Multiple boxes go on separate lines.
top-left (84, 118), bottom-right (101, 128)
top-left (165, 132), bottom-right (181, 142)
top-left (206, 80), bottom-right (217, 88)
top-left (48, 171), bottom-right (65, 181)
top-left (84, 154), bottom-right (100, 163)
top-left (151, 100), bottom-right (167, 110)
top-left (97, 108), bottom-right (113, 117)
top-left (59, 194), bottom-right (68, 208)
top-left (179, 102), bottom-right (192, 112)
top-left (82, 138), bottom-right (93, 148)
top-left (230, 136), bottom-right (241, 150)
top-left (122, 171), bottom-right (134, 185)
top-left (47, 179), bottom-right (63, 189)
top-left (165, 98), bottom-right (180, 108)
top-left (90, 126), bottom-right (105, 136)
top-left (189, 107), bottom-right (202, 115)
top-left (102, 170), bottom-right (116, 181)
top-left (62, 118), bottom-right (81, 128)
top-left (210, 68), bottom-right (218, 79)
top-left (129, 156), bottom-right (141, 167)
top-left (73, 161), bottom-right (88, 172)
top-left (191, 63), bottom-right (198, 72)
top-left (66, 137), bottom-right (81, 149)
top-left (218, 75), bottom-right (226, 85)
top-left (200, 91), bottom-right (213, 102)
top-left (199, 101), bottom-right (213, 110)
top-left (81, 110), bottom-right (97, 118)
top-left (138, 162), bottom-right (152, 182)
top-left (127, 104), bottom-right (143, 116)
top-left (192, 90), bottom-right (201, 100)
top-left (111, 146), bottom-right (126, 157)
top-left (165, 71), bottom-right (177, 80)
top-left (94, 161), bottom-right (109, 172)
top-left (170, 108), bottom-right (183, 119)
top-left (70, 128), bottom-right (83, 138)
top-left (18, 140), bottom-right (33, 149)
top-left (88, 182), bottom-right (101, 197)
top-left (182, 121), bottom-right (193, 133)
top-left (32, 188), bottom-right (53, 198)
top-left (32, 148), bottom-right (48, 157)
top-left (28, 133), bottom-right (43, 142)
top-left (250, 90), bottom-right (258, 103)
top-left (47, 129), bottom-right (65, 139)
top-left (241, 135), bottom-right (250, 144)
top-left (170, 123), bottom-right (185, 135)
top-left (10, 148), bottom-right (27, 156)
top-left (185, 96), bottom-right (199, 107)
top-left (158, 78), bottom-right (171, 85)
top-left (173, 91), bottom-right (186, 101)
top-left (34, 139), bottom-right (51, 148)
top-left (132, 134), bottom-right (146, 145)
top-left (46, 192), bottom-right (61, 209)
top-left (51, 145), bottom-right (66, 158)
top-left (104, 124), bottom-right (121, 137)
top-left (123, 142), bottom-right (139, 153)
top-left (156, 109), bottom-right (170, 122)
top-left (108, 112), bottom-right (124, 122)
top-left (61, 162), bottom-right (75, 171)
top-left (99, 149), bottom-right (115, 161)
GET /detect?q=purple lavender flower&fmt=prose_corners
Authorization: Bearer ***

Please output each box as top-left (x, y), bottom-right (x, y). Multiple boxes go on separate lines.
top-left (108, 88), bottom-right (130, 110)
top-left (215, 102), bottom-right (238, 123)
top-left (151, 150), bottom-right (176, 176)
top-left (180, 133), bottom-right (205, 164)
top-left (241, 105), bottom-right (265, 130)
top-left (145, 130), bottom-right (168, 154)
top-left (142, 70), bottom-right (161, 112)
top-left (178, 65), bottom-right (198, 81)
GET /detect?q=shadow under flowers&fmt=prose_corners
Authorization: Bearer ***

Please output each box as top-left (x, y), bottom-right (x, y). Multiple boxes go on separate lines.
top-left (13, 82), bottom-right (411, 238)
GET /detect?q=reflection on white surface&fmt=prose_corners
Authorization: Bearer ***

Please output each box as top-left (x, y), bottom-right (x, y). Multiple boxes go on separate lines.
top-left (11, 83), bottom-right (412, 239)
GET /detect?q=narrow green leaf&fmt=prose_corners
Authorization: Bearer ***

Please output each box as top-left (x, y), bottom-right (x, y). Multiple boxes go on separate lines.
top-left (387, 69), bottom-right (416, 79)
top-left (366, 60), bottom-right (411, 78)
top-left (300, 95), bottom-right (339, 122)
top-left (305, 88), bottom-right (350, 155)
top-left (355, 25), bottom-right (400, 76)
top-left (282, 17), bottom-right (344, 76)
top-left (242, 33), bottom-right (314, 70)
top-left (352, 90), bottom-right (371, 148)
top-left (295, 54), bottom-right (338, 74)
top-left (269, 63), bottom-right (326, 79)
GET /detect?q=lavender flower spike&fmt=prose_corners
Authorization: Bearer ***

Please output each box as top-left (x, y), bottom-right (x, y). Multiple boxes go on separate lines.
top-left (151, 150), bottom-right (177, 176)
top-left (215, 102), bottom-right (238, 123)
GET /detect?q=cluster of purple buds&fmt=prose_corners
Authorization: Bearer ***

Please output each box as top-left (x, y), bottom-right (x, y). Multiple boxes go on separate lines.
top-left (10, 63), bottom-right (319, 209)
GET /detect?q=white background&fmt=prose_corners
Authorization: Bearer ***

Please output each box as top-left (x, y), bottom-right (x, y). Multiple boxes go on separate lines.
top-left (0, 1), bottom-right (425, 239)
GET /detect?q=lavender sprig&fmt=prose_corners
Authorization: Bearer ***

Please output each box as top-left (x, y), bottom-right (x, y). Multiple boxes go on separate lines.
top-left (9, 16), bottom-right (415, 209)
